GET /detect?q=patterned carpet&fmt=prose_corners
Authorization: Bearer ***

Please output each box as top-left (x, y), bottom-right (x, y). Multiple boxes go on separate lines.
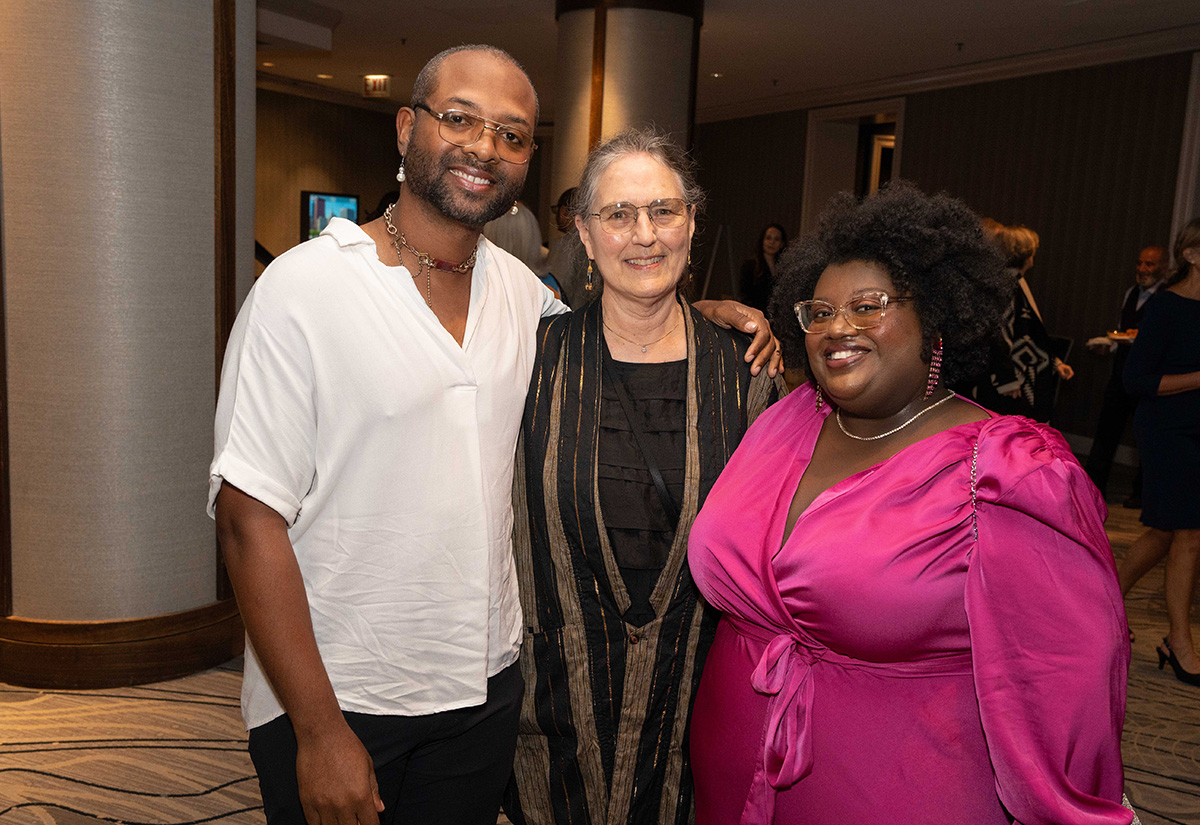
top-left (0, 501), bottom-right (1195, 824)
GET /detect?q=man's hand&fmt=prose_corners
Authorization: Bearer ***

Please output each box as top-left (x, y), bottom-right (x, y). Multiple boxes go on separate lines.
top-left (1054, 360), bottom-right (1075, 381)
top-left (692, 299), bottom-right (782, 376)
top-left (215, 483), bottom-right (383, 824)
top-left (297, 721), bottom-right (385, 825)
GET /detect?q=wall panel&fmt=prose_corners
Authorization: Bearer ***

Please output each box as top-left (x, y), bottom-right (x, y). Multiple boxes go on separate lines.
top-left (255, 89), bottom-right (398, 265)
top-left (901, 52), bottom-right (1192, 437)
top-left (693, 108), bottom-right (808, 300)
top-left (693, 52), bottom-right (1192, 441)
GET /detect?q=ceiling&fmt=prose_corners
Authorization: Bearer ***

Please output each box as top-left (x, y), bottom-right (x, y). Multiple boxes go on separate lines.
top-left (256, 0), bottom-right (1200, 125)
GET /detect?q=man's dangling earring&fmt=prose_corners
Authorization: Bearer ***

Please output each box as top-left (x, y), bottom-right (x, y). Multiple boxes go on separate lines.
top-left (396, 160), bottom-right (406, 183)
top-left (585, 260), bottom-right (594, 291)
top-left (510, 202), bottom-right (519, 215)
top-left (925, 336), bottom-right (943, 399)
top-left (814, 384), bottom-right (824, 411)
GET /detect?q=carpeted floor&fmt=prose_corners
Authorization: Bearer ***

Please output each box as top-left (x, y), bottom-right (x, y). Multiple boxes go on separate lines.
top-left (0, 501), bottom-right (1196, 824)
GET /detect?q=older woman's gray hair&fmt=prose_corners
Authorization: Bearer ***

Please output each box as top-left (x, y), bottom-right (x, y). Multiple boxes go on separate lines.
top-left (571, 128), bottom-right (706, 219)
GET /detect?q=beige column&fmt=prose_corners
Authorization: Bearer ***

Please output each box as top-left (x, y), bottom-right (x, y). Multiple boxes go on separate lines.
top-left (0, 0), bottom-right (256, 687)
top-left (551, 0), bottom-right (702, 202)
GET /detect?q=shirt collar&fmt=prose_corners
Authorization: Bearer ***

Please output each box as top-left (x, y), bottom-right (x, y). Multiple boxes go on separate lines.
top-left (320, 217), bottom-right (375, 248)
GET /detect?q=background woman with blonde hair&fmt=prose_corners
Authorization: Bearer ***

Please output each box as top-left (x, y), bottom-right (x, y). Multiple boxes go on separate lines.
top-left (982, 222), bottom-right (1074, 421)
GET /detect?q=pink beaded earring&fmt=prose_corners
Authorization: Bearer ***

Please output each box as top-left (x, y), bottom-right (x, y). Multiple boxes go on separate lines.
top-left (925, 337), bottom-right (943, 399)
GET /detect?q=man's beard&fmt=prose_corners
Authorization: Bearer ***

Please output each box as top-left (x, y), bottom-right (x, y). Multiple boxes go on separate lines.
top-left (403, 141), bottom-right (525, 228)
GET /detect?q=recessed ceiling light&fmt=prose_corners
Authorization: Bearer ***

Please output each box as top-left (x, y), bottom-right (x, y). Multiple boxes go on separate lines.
top-left (262, 62), bottom-right (275, 68)
top-left (317, 74), bottom-right (333, 80)
top-left (711, 72), bottom-right (723, 79)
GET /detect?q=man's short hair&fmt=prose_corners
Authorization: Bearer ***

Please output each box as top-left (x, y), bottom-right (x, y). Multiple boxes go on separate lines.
top-left (410, 44), bottom-right (540, 123)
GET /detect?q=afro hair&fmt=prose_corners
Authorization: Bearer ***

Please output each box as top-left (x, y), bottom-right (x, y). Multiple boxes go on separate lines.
top-left (767, 182), bottom-right (1012, 387)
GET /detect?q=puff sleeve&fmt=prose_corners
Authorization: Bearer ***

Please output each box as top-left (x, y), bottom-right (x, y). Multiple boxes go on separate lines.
top-left (965, 418), bottom-right (1132, 825)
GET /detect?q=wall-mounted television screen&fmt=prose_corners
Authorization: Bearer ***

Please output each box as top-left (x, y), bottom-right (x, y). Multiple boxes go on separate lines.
top-left (301, 191), bottom-right (358, 242)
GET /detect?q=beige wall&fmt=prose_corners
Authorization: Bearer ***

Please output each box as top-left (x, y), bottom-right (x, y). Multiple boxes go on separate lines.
top-left (255, 89), bottom-right (398, 267)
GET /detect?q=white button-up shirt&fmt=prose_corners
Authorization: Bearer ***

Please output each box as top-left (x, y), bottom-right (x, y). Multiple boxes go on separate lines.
top-left (209, 218), bottom-right (565, 728)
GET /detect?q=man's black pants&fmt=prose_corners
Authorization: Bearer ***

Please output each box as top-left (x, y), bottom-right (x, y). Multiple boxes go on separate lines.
top-left (248, 662), bottom-right (523, 825)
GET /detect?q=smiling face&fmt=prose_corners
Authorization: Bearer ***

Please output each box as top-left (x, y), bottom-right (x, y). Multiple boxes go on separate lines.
top-left (804, 260), bottom-right (929, 417)
top-left (1135, 246), bottom-right (1166, 289)
top-left (576, 153), bottom-right (696, 304)
top-left (399, 50), bottom-right (537, 228)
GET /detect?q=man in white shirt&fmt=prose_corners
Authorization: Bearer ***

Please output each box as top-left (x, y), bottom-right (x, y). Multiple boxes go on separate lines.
top-left (210, 44), bottom-right (776, 825)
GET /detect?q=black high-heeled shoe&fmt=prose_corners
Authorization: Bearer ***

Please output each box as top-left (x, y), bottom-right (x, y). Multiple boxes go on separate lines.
top-left (1157, 638), bottom-right (1200, 686)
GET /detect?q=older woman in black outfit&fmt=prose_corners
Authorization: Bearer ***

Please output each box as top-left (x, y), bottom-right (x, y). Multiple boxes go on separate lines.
top-left (504, 129), bottom-right (784, 825)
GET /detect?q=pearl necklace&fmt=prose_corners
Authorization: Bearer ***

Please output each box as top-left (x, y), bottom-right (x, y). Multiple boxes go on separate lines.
top-left (835, 391), bottom-right (957, 441)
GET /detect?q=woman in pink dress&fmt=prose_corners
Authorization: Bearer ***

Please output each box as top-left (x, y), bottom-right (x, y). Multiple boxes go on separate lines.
top-left (687, 184), bottom-right (1134, 825)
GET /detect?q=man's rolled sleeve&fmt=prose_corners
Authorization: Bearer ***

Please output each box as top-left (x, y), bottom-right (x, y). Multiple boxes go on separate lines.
top-left (208, 277), bottom-right (317, 527)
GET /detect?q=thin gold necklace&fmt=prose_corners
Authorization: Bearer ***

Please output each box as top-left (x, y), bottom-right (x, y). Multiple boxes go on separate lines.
top-left (603, 310), bottom-right (683, 353)
top-left (835, 391), bottom-right (957, 441)
top-left (383, 201), bottom-right (477, 309)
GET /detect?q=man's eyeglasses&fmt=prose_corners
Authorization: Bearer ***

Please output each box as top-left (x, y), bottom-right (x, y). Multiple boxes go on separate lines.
top-left (588, 199), bottom-right (691, 235)
top-left (794, 291), bottom-right (913, 333)
top-left (413, 103), bottom-right (536, 164)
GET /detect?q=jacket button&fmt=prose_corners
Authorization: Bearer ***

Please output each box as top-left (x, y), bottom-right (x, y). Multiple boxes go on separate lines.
top-left (629, 633), bottom-right (639, 645)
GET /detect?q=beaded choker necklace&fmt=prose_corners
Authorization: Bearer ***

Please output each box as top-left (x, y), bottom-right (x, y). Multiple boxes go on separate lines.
top-left (383, 201), bottom-right (478, 309)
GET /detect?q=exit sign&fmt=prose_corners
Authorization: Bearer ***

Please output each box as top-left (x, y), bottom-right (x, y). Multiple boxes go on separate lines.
top-left (363, 75), bottom-right (390, 98)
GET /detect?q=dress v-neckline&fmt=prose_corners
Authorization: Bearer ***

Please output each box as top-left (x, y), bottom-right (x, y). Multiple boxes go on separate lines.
top-left (779, 404), bottom-right (993, 555)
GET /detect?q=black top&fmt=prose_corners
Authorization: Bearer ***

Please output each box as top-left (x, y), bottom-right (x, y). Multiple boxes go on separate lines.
top-left (1125, 290), bottom-right (1200, 429)
top-left (738, 258), bottom-right (773, 313)
top-left (599, 357), bottom-right (687, 626)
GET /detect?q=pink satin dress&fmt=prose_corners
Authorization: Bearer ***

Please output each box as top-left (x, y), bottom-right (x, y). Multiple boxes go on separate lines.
top-left (686, 386), bottom-right (1132, 825)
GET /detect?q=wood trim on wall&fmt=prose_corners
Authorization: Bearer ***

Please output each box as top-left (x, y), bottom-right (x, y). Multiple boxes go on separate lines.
top-left (214, 0), bottom-right (237, 601)
top-left (588, 1), bottom-right (607, 150)
top-left (0, 156), bottom-right (10, 617)
top-left (0, 599), bottom-right (244, 689)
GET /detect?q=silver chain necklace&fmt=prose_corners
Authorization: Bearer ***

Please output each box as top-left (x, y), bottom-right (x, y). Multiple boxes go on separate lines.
top-left (835, 390), bottom-right (957, 441)
top-left (603, 311), bottom-right (682, 353)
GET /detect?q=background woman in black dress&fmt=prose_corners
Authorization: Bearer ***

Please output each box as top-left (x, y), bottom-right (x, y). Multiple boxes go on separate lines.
top-left (738, 223), bottom-right (788, 312)
top-left (1119, 217), bottom-right (1200, 686)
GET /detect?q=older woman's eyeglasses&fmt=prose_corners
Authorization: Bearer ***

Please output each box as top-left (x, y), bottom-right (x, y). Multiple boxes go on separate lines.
top-left (413, 103), bottom-right (536, 164)
top-left (589, 199), bottom-right (690, 235)
top-left (794, 291), bottom-right (913, 333)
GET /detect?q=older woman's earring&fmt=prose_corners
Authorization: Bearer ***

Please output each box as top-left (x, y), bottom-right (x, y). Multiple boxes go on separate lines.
top-left (925, 337), bottom-right (944, 399)
top-left (396, 162), bottom-right (406, 183)
top-left (585, 260), bottom-right (594, 291)
top-left (510, 202), bottom-right (519, 215)
top-left (814, 385), bottom-right (824, 411)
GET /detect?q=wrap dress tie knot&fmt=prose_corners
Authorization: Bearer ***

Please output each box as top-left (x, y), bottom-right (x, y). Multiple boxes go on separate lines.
top-left (738, 630), bottom-right (823, 825)
top-left (750, 633), bottom-right (820, 787)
